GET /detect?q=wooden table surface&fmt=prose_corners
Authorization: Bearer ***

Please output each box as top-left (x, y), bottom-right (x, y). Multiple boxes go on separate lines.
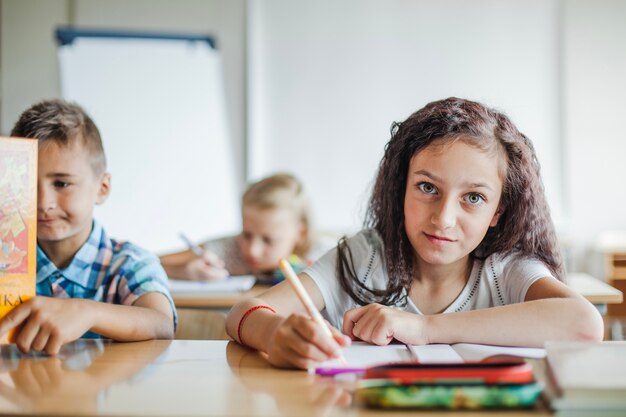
top-left (0, 339), bottom-right (551, 417)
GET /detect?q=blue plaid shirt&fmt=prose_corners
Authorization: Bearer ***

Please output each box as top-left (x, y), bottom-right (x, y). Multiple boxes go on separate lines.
top-left (36, 220), bottom-right (177, 338)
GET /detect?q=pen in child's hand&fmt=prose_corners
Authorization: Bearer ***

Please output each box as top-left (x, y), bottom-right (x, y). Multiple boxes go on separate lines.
top-left (179, 233), bottom-right (205, 257)
top-left (179, 233), bottom-right (226, 270)
top-left (278, 259), bottom-right (347, 365)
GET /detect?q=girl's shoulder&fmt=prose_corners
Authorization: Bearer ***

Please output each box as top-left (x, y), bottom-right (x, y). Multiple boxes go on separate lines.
top-left (200, 234), bottom-right (240, 260)
top-left (480, 251), bottom-right (554, 280)
top-left (343, 228), bottom-right (383, 254)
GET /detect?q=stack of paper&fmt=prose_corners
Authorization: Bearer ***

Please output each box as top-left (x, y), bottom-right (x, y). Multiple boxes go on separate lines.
top-left (168, 275), bottom-right (255, 297)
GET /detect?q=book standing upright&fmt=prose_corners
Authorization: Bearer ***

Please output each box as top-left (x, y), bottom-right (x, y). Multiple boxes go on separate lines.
top-left (0, 137), bottom-right (37, 344)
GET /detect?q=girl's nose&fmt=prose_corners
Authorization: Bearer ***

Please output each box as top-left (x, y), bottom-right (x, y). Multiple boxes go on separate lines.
top-left (431, 197), bottom-right (456, 229)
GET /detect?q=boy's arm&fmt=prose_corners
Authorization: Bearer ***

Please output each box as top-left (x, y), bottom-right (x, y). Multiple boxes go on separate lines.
top-left (0, 293), bottom-right (174, 355)
top-left (93, 292), bottom-right (174, 341)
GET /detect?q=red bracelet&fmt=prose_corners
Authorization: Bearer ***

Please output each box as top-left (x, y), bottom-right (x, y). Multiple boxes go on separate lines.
top-left (237, 305), bottom-right (276, 347)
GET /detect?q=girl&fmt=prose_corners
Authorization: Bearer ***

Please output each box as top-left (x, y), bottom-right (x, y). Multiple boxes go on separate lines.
top-left (160, 173), bottom-right (334, 282)
top-left (225, 97), bottom-right (604, 369)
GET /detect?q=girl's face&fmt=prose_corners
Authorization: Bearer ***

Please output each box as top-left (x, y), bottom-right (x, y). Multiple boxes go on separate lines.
top-left (238, 206), bottom-right (304, 273)
top-left (403, 140), bottom-right (504, 270)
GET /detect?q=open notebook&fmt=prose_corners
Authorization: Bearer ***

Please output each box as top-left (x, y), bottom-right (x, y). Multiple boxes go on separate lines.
top-left (168, 275), bottom-right (255, 296)
top-left (314, 342), bottom-right (546, 375)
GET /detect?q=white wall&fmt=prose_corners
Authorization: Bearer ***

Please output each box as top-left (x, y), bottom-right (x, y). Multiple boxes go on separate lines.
top-left (563, 0), bottom-right (626, 272)
top-left (3, 0), bottom-right (626, 275)
top-left (0, 0), bottom-right (68, 130)
top-left (248, 0), bottom-right (563, 235)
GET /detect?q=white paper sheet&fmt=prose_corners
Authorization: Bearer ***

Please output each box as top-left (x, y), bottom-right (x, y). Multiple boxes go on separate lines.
top-left (168, 275), bottom-right (255, 296)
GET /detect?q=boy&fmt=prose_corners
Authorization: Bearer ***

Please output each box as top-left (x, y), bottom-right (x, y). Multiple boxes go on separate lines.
top-left (0, 99), bottom-right (176, 354)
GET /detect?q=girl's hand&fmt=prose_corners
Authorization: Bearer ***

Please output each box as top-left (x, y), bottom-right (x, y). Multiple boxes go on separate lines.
top-left (266, 313), bottom-right (351, 369)
top-left (343, 304), bottom-right (429, 346)
top-left (0, 297), bottom-right (94, 355)
top-left (184, 250), bottom-right (228, 281)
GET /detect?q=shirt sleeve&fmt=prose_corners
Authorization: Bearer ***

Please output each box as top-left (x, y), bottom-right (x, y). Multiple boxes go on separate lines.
top-left (499, 254), bottom-right (556, 304)
top-left (304, 231), bottom-right (375, 329)
top-left (303, 245), bottom-right (344, 328)
top-left (114, 247), bottom-right (178, 330)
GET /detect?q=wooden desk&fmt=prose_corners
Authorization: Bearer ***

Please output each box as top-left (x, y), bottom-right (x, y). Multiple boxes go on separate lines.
top-left (0, 339), bottom-right (551, 416)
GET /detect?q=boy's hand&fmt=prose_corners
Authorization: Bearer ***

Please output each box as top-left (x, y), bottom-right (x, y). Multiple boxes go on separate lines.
top-left (185, 250), bottom-right (229, 281)
top-left (343, 304), bottom-right (429, 346)
top-left (0, 297), bottom-right (93, 355)
top-left (266, 313), bottom-right (351, 369)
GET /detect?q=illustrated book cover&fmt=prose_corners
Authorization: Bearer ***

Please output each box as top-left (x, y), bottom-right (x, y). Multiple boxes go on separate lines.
top-left (0, 137), bottom-right (37, 344)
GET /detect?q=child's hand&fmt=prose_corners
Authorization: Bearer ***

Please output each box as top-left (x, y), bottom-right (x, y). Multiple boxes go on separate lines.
top-left (343, 304), bottom-right (429, 346)
top-left (0, 297), bottom-right (94, 355)
top-left (185, 250), bottom-right (229, 281)
top-left (266, 313), bottom-right (351, 369)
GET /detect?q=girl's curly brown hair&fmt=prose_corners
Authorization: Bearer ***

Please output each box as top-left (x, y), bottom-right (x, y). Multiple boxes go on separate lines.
top-left (337, 97), bottom-right (564, 307)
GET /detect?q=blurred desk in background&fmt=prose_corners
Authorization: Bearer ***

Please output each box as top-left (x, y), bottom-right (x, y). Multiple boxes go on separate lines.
top-left (568, 272), bottom-right (623, 308)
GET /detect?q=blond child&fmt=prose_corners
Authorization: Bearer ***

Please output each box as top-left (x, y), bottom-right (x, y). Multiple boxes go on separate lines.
top-left (160, 173), bottom-right (334, 282)
top-left (225, 97), bottom-right (604, 369)
top-left (0, 99), bottom-right (176, 354)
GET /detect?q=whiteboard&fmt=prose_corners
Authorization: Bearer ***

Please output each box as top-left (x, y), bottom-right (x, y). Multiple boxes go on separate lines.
top-left (57, 29), bottom-right (239, 254)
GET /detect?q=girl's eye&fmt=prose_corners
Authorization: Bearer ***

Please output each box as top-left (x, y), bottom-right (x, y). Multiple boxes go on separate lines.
top-left (418, 182), bottom-right (437, 194)
top-left (53, 180), bottom-right (70, 188)
top-left (262, 237), bottom-right (274, 246)
top-left (465, 193), bottom-right (485, 205)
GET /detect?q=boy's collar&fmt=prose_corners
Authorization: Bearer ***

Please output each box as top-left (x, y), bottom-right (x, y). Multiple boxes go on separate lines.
top-left (36, 220), bottom-right (108, 289)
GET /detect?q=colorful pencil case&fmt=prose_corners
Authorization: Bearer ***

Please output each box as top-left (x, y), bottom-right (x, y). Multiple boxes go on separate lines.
top-left (357, 382), bottom-right (544, 409)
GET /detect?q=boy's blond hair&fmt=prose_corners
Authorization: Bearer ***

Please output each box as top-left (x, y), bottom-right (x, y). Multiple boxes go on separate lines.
top-left (242, 173), bottom-right (312, 257)
top-left (11, 99), bottom-right (106, 175)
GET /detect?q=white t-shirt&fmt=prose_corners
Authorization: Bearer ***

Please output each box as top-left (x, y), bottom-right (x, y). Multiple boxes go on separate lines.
top-left (304, 229), bottom-right (556, 329)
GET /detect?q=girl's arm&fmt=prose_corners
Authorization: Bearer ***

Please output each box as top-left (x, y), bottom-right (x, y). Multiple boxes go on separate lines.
top-left (425, 278), bottom-right (604, 346)
top-left (344, 277), bottom-right (604, 347)
top-left (225, 273), bottom-right (350, 369)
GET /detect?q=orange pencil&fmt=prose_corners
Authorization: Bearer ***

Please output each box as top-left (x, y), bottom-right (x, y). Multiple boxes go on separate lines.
top-left (278, 259), bottom-right (347, 365)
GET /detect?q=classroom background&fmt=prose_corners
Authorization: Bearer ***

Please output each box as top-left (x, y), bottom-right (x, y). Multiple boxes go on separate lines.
top-left (1, 0), bottom-right (625, 280)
